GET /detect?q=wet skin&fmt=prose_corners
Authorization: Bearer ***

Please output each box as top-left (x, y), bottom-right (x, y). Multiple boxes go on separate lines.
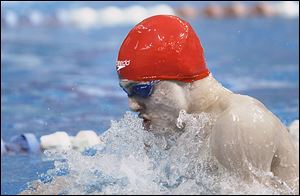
top-left (120, 74), bottom-right (299, 194)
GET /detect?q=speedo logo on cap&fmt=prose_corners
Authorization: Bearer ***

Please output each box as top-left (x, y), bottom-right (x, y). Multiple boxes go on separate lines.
top-left (116, 60), bottom-right (130, 71)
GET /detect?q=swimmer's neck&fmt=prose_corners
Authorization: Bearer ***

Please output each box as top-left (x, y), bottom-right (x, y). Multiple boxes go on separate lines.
top-left (187, 74), bottom-right (232, 114)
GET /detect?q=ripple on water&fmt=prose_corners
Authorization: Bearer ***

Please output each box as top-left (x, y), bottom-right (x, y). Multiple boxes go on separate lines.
top-left (20, 111), bottom-right (296, 195)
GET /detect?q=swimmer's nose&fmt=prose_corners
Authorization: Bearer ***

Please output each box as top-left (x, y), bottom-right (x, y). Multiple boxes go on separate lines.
top-left (128, 98), bottom-right (143, 112)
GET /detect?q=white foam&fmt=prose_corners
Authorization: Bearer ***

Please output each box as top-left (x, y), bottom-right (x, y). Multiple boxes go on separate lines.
top-left (20, 111), bottom-right (296, 195)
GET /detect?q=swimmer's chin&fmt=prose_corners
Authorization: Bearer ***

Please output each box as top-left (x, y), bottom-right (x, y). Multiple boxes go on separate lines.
top-left (138, 113), bottom-right (151, 130)
top-left (140, 117), bottom-right (161, 132)
top-left (142, 119), bottom-right (151, 130)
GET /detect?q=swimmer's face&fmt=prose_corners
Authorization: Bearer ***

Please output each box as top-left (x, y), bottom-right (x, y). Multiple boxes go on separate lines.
top-left (120, 80), bottom-right (189, 133)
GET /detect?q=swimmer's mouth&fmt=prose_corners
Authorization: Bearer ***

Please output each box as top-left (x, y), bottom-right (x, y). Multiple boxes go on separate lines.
top-left (138, 113), bottom-right (151, 130)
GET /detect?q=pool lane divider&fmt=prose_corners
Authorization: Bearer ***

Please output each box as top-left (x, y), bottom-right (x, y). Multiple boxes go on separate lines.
top-left (1, 120), bottom-right (298, 156)
top-left (1, 130), bottom-right (102, 155)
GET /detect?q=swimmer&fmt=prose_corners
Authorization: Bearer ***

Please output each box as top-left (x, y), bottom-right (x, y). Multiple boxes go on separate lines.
top-left (116, 15), bottom-right (299, 193)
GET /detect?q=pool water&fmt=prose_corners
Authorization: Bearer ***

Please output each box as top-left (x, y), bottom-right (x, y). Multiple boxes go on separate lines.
top-left (1, 9), bottom-right (299, 195)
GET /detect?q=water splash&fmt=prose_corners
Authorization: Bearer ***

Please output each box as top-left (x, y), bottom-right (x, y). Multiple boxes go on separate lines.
top-left (20, 111), bottom-right (292, 194)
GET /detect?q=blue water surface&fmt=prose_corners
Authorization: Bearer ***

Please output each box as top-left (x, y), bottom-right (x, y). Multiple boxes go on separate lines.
top-left (1, 4), bottom-right (299, 195)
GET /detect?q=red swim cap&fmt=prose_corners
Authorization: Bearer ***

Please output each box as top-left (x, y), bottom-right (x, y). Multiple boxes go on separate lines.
top-left (117, 15), bottom-right (210, 82)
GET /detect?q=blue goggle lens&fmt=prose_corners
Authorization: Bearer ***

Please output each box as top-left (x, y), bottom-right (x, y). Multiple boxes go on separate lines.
top-left (120, 81), bottom-right (159, 98)
top-left (131, 84), bottom-right (153, 97)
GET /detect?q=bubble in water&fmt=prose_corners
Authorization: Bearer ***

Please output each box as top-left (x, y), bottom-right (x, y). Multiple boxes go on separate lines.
top-left (20, 111), bottom-right (292, 195)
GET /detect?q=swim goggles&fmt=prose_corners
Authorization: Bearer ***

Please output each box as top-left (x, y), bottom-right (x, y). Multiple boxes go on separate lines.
top-left (119, 81), bottom-right (160, 98)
